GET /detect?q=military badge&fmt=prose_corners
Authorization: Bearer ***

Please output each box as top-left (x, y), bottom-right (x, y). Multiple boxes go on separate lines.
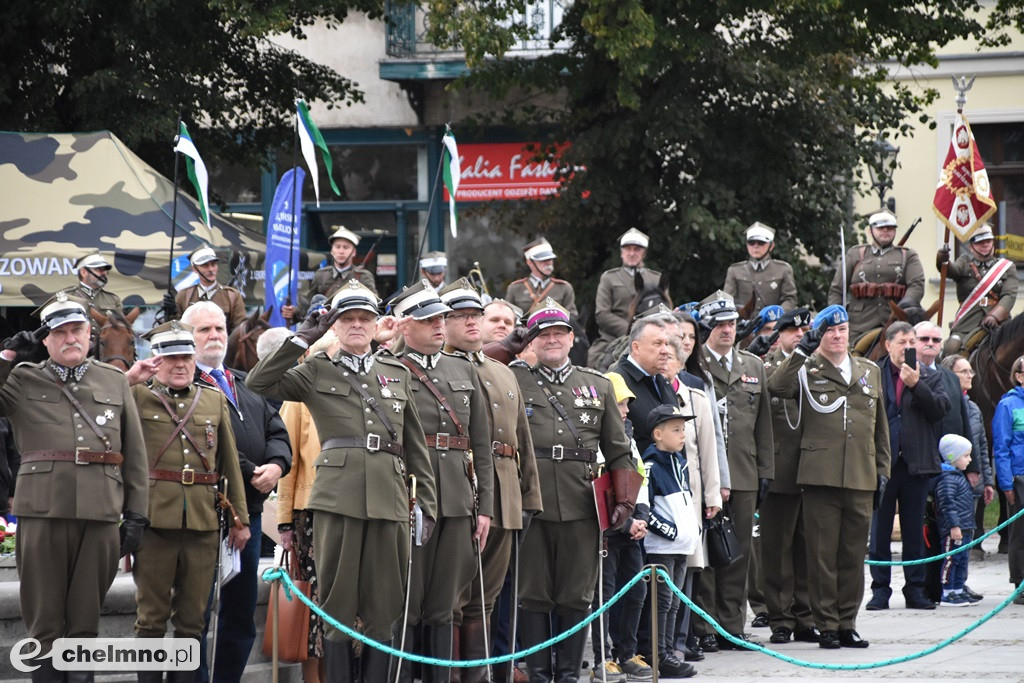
top-left (206, 424), bottom-right (215, 448)
top-left (580, 412), bottom-right (592, 424)
top-left (95, 414), bottom-right (107, 426)
top-left (463, 395), bottom-right (471, 408)
top-left (507, 390), bottom-right (515, 400)
top-left (741, 375), bottom-right (759, 384)
top-left (820, 393), bottom-right (829, 403)
top-left (525, 406), bottom-right (534, 418)
top-left (392, 402), bottom-right (401, 413)
top-left (104, 409), bottom-right (115, 421)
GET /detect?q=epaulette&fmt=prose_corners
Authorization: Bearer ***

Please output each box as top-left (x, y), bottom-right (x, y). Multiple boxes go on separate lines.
top-left (440, 350), bottom-right (471, 363)
top-left (575, 366), bottom-right (610, 379)
top-left (736, 348), bottom-right (765, 365)
top-left (91, 359), bottom-right (127, 373)
top-left (853, 356), bottom-right (879, 370)
top-left (509, 358), bottom-right (531, 369)
top-left (375, 354), bottom-right (407, 368)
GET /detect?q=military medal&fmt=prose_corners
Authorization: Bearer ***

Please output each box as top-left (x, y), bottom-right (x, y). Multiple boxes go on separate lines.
top-left (579, 412), bottom-right (592, 424)
top-left (376, 374), bottom-right (393, 397)
top-left (863, 385), bottom-right (870, 395)
top-left (589, 386), bottom-right (601, 408)
top-left (770, 282), bottom-right (778, 289)
top-left (104, 409), bottom-right (115, 421)
top-left (392, 401), bottom-right (401, 413)
top-left (572, 387), bottom-right (585, 407)
top-left (206, 424), bottom-right (215, 448)
top-left (463, 395), bottom-right (471, 408)
top-left (95, 414), bottom-right (107, 426)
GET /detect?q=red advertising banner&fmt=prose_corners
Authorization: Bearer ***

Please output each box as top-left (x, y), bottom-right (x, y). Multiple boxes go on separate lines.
top-left (445, 142), bottom-right (570, 201)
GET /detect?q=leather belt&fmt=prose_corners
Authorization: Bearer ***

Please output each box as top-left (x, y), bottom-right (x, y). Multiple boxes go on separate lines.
top-left (22, 449), bottom-right (124, 466)
top-left (426, 433), bottom-right (471, 451)
top-left (536, 446), bottom-right (596, 463)
top-left (150, 467), bottom-right (218, 485)
top-left (492, 441), bottom-right (517, 458)
top-left (321, 435), bottom-right (404, 456)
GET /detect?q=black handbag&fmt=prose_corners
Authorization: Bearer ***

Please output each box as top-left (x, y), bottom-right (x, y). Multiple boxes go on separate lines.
top-left (706, 505), bottom-right (743, 568)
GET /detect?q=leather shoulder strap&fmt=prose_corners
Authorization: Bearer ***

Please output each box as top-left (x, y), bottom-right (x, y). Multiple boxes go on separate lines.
top-left (41, 366), bottom-right (112, 452)
top-left (537, 380), bottom-right (586, 448)
top-left (397, 356), bottom-right (465, 436)
top-left (148, 386), bottom-right (209, 470)
top-left (337, 369), bottom-right (399, 441)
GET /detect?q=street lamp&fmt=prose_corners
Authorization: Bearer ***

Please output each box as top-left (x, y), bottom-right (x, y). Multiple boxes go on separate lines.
top-left (868, 136), bottom-right (900, 214)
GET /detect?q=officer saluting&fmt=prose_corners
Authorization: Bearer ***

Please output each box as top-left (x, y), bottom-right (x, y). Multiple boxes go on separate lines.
top-left (130, 322), bottom-right (249, 672)
top-left (166, 247), bottom-right (246, 332)
top-left (0, 294), bottom-right (149, 679)
top-left (504, 238), bottom-right (578, 318)
top-left (246, 280), bottom-right (437, 682)
top-left (723, 222), bottom-right (797, 317)
top-left (511, 298), bottom-right (635, 682)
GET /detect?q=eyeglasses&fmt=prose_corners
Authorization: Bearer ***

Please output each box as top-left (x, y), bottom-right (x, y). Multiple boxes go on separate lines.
top-left (917, 336), bottom-right (942, 344)
top-left (446, 312), bottom-right (483, 322)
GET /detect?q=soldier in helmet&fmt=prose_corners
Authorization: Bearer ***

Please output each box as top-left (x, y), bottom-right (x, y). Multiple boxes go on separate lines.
top-left (723, 222), bottom-right (797, 317)
top-left (504, 238), bottom-right (578, 319)
top-left (282, 226), bottom-right (376, 324)
top-left (937, 224), bottom-right (1018, 355)
top-left (590, 228), bottom-right (663, 368)
top-left (61, 252), bottom-right (123, 318)
top-left (164, 247), bottom-right (246, 333)
top-left (419, 251), bottom-right (449, 291)
top-left (827, 211), bottom-right (925, 344)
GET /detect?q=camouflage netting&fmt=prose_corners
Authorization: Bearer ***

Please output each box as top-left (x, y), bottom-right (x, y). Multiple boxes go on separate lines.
top-left (0, 131), bottom-right (319, 308)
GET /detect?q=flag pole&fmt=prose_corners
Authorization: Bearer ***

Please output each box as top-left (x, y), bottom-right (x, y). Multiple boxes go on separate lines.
top-left (287, 104), bottom-right (300, 314)
top-left (938, 76), bottom-right (974, 327)
top-left (413, 129), bottom-right (448, 281)
top-left (168, 112), bottom-right (183, 294)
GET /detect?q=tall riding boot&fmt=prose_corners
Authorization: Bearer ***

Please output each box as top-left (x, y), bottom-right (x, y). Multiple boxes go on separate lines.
top-left (450, 623), bottom-right (462, 683)
top-left (66, 673), bottom-right (94, 683)
top-left (422, 623), bottom-right (454, 683)
top-left (518, 610), bottom-right (552, 683)
top-left (164, 672), bottom-right (192, 683)
top-left (553, 610), bottom-right (589, 683)
top-left (136, 673), bottom-right (162, 683)
top-left (361, 637), bottom-right (392, 682)
top-left (389, 624), bottom-right (415, 683)
top-left (461, 619), bottom-right (490, 683)
top-left (31, 656), bottom-right (64, 683)
top-left (324, 638), bottom-right (354, 683)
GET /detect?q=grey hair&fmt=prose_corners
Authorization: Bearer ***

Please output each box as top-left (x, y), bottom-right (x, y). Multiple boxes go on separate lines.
top-left (256, 327), bottom-right (294, 360)
top-left (180, 301), bottom-right (227, 327)
top-left (885, 320), bottom-right (914, 342)
top-left (628, 315), bottom-right (673, 347)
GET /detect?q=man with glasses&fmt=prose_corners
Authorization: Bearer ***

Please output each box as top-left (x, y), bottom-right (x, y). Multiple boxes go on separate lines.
top-left (828, 211), bottom-right (925, 344)
top-left (724, 222), bottom-right (797, 319)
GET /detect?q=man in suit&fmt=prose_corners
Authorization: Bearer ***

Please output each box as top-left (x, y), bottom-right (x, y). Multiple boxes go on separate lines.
top-left (183, 302), bottom-right (292, 682)
top-left (867, 321), bottom-right (949, 611)
top-left (694, 290), bottom-right (773, 652)
top-left (130, 322), bottom-right (250, 683)
top-left (247, 280), bottom-right (437, 682)
top-left (282, 226), bottom-right (376, 323)
top-left (0, 294), bottom-right (149, 681)
top-left (166, 247), bottom-right (245, 332)
top-left (723, 222), bottom-right (798, 318)
top-left (766, 305), bottom-right (890, 648)
top-left (511, 298), bottom-right (634, 681)
top-left (504, 239), bottom-right (577, 319)
top-left (590, 228), bottom-right (663, 367)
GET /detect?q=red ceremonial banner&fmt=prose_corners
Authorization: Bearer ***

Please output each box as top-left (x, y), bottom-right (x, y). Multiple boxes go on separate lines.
top-left (444, 142), bottom-right (573, 201)
top-left (932, 113), bottom-right (997, 243)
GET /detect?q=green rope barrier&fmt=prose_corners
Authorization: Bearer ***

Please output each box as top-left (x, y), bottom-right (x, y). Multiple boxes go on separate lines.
top-left (657, 567), bottom-right (1024, 670)
top-left (865, 502), bottom-right (1024, 566)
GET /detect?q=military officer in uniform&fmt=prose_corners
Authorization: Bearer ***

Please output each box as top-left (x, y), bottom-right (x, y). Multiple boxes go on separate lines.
top-left (757, 308), bottom-right (821, 645)
top-left (828, 211), bottom-right (925, 344)
top-left (694, 290), bottom-right (774, 652)
top-left (386, 279), bottom-right (494, 683)
top-left (246, 280), bottom-right (437, 683)
top-left (723, 222), bottom-right (798, 317)
top-left (0, 294), bottom-right (149, 681)
top-left (766, 305), bottom-right (890, 649)
top-left (130, 322), bottom-right (250, 681)
top-left (440, 279), bottom-right (543, 683)
top-left (60, 252), bottom-right (123, 318)
top-left (504, 238), bottom-right (578, 319)
top-left (282, 226), bottom-right (376, 323)
top-left (511, 298), bottom-right (635, 682)
top-left (937, 224), bottom-right (1019, 355)
top-left (589, 228), bottom-right (662, 368)
top-left (166, 247), bottom-right (246, 332)
top-left (420, 251), bottom-right (449, 291)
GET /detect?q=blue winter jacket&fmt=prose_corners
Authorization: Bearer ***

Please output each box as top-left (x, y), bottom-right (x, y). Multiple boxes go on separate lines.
top-left (933, 464), bottom-right (976, 535)
top-left (992, 386), bottom-right (1024, 491)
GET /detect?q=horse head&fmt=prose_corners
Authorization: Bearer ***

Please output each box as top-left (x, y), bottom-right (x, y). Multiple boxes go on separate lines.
top-left (627, 272), bottom-right (672, 320)
top-left (90, 307), bottom-right (139, 371)
top-left (226, 307), bottom-right (272, 372)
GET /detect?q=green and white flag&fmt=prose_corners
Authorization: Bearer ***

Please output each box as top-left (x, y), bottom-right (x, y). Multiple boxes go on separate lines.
top-left (442, 125), bottom-right (460, 237)
top-left (174, 122), bottom-right (210, 225)
top-left (296, 99), bottom-right (340, 207)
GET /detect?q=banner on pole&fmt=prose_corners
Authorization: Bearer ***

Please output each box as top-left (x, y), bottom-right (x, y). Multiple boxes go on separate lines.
top-left (933, 112), bottom-right (997, 243)
top-left (265, 167), bottom-right (305, 328)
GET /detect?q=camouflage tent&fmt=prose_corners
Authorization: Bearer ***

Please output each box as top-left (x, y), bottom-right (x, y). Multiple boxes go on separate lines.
top-left (0, 130), bottom-right (318, 308)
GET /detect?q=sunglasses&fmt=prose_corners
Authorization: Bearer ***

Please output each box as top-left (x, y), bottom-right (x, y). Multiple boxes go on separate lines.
top-left (917, 336), bottom-right (942, 344)
top-left (747, 240), bottom-right (769, 246)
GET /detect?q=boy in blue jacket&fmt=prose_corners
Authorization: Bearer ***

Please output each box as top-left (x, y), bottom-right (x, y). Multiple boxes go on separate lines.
top-left (934, 434), bottom-right (979, 606)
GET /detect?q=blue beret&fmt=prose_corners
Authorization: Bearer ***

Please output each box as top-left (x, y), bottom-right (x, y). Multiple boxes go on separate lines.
top-left (752, 305), bottom-right (785, 335)
top-left (813, 304), bottom-right (849, 332)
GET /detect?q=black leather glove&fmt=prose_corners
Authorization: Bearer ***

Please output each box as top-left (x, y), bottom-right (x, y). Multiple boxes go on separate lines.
top-left (935, 246), bottom-right (950, 269)
top-left (499, 325), bottom-right (538, 357)
top-left (756, 478), bottom-right (772, 509)
top-left (873, 474), bottom-right (889, 510)
top-left (161, 291), bottom-right (177, 319)
top-left (746, 331), bottom-right (779, 358)
top-left (421, 515), bottom-right (436, 545)
top-left (735, 317), bottom-right (758, 344)
top-left (294, 307), bottom-right (342, 345)
top-left (796, 328), bottom-right (821, 356)
top-left (3, 325), bottom-right (49, 354)
top-left (119, 511), bottom-right (150, 557)
top-left (896, 298), bottom-right (925, 324)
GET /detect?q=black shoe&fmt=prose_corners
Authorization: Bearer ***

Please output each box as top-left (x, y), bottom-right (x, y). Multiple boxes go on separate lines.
top-left (682, 645), bottom-right (704, 662)
top-left (793, 627), bottom-right (821, 643)
top-left (698, 634), bottom-right (719, 653)
top-left (769, 627), bottom-right (792, 644)
top-left (865, 593), bottom-right (889, 611)
top-left (659, 654), bottom-right (696, 678)
top-left (905, 595), bottom-right (937, 610)
top-left (751, 611), bottom-right (770, 628)
top-left (839, 629), bottom-right (869, 648)
top-left (962, 585), bottom-right (984, 601)
top-left (818, 630), bottom-right (841, 649)
top-left (716, 633), bottom-right (752, 651)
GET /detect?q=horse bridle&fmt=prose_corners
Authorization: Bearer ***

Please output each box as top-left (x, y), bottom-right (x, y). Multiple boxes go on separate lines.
top-left (92, 322), bottom-right (136, 371)
top-left (232, 321), bottom-right (261, 371)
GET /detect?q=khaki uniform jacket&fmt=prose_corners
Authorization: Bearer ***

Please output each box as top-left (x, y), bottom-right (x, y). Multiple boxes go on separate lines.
top-left (511, 364), bottom-right (631, 522)
top-left (762, 348), bottom-right (804, 495)
top-left (276, 401), bottom-right (319, 522)
top-left (594, 267), bottom-right (662, 343)
top-left (947, 254), bottom-right (1019, 334)
top-left (132, 382), bottom-right (249, 531)
top-left (504, 278), bottom-right (578, 318)
top-left (451, 349), bottom-right (543, 528)
top-left (301, 264), bottom-right (377, 311)
top-left (394, 351), bottom-right (494, 519)
top-left (827, 245), bottom-right (925, 340)
top-left (723, 258), bottom-right (798, 315)
top-left (766, 351), bottom-right (890, 490)
top-left (60, 284), bottom-right (123, 316)
top-left (175, 284), bottom-right (246, 332)
top-left (699, 346), bottom-right (774, 491)
top-left (672, 382), bottom-right (722, 569)
top-left (246, 341), bottom-right (437, 521)
top-left (0, 359), bottom-right (148, 521)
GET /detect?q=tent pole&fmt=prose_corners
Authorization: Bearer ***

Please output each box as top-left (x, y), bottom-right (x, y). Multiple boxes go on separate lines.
top-left (168, 112), bottom-right (183, 293)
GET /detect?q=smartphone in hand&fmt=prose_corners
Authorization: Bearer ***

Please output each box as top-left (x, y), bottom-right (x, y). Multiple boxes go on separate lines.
top-left (904, 347), bottom-right (917, 369)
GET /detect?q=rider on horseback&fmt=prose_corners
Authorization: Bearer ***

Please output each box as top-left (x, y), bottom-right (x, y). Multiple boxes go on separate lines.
top-left (937, 224), bottom-right (1018, 356)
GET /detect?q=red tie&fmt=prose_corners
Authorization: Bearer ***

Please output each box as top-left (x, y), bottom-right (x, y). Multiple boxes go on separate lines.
top-left (894, 373), bottom-right (904, 408)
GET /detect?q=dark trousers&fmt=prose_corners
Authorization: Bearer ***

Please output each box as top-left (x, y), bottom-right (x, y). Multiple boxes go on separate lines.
top-left (760, 492), bottom-right (813, 632)
top-left (196, 514), bottom-right (262, 683)
top-left (1008, 476), bottom-right (1024, 585)
top-left (869, 459), bottom-right (931, 597)
top-left (646, 554), bottom-right (686, 657)
top-left (940, 531), bottom-right (974, 591)
top-left (694, 490), bottom-right (756, 636)
top-left (591, 534), bottom-right (646, 663)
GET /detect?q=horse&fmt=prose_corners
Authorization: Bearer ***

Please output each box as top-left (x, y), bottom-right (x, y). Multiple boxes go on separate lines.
top-left (851, 299), bottom-right (939, 362)
top-left (226, 308), bottom-right (273, 372)
top-left (594, 272), bottom-right (673, 371)
top-left (968, 310), bottom-right (1024, 439)
top-left (90, 308), bottom-right (140, 371)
